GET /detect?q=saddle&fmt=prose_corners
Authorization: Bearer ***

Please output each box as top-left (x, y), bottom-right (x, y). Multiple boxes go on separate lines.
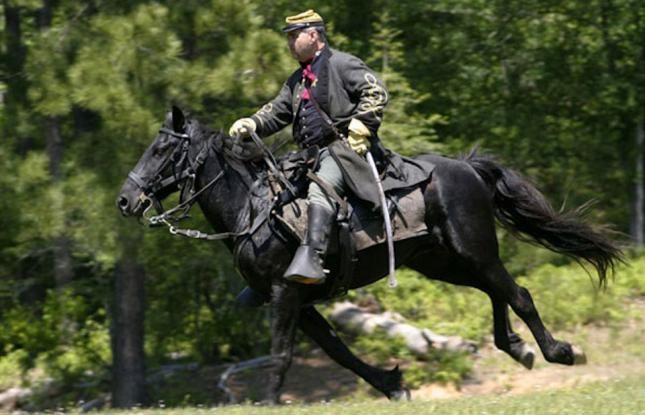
top-left (268, 146), bottom-right (434, 288)
top-left (275, 186), bottom-right (430, 253)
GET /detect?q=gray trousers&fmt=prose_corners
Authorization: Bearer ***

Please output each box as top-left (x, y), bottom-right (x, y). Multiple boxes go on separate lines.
top-left (308, 148), bottom-right (346, 211)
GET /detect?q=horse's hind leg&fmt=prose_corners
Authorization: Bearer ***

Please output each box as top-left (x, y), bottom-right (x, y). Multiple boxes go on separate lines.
top-left (405, 256), bottom-right (535, 369)
top-left (483, 260), bottom-right (586, 366)
top-left (490, 298), bottom-right (535, 369)
top-left (298, 306), bottom-right (410, 401)
top-left (425, 161), bottom-right (584, 366)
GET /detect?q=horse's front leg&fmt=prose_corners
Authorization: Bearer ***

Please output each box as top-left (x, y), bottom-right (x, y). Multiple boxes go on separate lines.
top-left (265, 280), bottom-right (301, 404)
top-left (299, 306), bottom-right (410, 400)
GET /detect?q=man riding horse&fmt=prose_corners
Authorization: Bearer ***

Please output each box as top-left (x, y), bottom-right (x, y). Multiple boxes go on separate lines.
top-left (229, 10), bottom-right (389, 288)
top-left (118, 10), bottom-right (622, 403)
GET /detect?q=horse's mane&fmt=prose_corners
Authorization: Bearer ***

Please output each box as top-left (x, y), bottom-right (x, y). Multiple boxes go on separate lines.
top-left (183, 116), bottom-right (266, 163)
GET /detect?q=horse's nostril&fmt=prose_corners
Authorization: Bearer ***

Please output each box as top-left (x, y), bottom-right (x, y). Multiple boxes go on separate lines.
top-left (118, 196), bottom-right (129, 208)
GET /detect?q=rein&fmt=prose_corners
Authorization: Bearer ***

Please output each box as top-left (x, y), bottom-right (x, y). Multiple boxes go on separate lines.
top-left (144, 170), bottom-right (235, 240)
top-left (139, 126), bottom-right (270, 242)
top-left (249, 131), bottom-right (297, 198)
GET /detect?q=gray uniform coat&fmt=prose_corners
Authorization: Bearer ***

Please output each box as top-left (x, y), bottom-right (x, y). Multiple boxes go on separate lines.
top-left (250, 47), bottom-right (388, 139)
top-left (250, 47), bottom-right (389, 209)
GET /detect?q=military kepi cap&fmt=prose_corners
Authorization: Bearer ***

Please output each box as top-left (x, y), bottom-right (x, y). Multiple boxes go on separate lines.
top-left (282, 9), bottom-right (325, 33)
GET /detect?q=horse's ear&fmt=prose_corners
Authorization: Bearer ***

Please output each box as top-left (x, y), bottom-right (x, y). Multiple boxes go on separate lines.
top-left (171, 106), bottom-right (185, 132)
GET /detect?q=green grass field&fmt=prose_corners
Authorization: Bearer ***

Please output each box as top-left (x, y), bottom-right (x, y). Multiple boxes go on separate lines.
top-left (103, 373), bottom-right (645, 415)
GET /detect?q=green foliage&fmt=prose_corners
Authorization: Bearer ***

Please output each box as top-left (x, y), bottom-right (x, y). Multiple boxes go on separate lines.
top-left (368, 11), bottom-right (448, 156)
top-left (517, 255), bottom-right (645, 328)
top-left (0, 349), bottom-right (29, 390)
top-left (347, 269), bottom-right (491, 341)
top-left (351, 330), bottom-right (471, 388)
top-left (68, 3), bottom-right (181, 137)
top-left (0, 286), bottom-right (110, 391)
top-left (357, 255), bottom-right (645, 338)
top-left (0, 148), bottom-right (23, 269)
top-left (137, 209), bottom-right (270, 365)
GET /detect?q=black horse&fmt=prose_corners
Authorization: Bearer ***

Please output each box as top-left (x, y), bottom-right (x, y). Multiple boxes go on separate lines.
top-left (117, 107), bottom-right (621, 403)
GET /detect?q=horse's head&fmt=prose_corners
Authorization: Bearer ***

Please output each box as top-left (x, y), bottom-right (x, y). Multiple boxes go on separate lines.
top-left (117, 106), bottom-right (195, 218)
top-left (118, 105), bottom-right (270, 220)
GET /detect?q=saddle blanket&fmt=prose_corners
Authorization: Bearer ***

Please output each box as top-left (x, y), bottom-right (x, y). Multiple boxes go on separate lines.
top-left (273, 184), bottom-right (430, 252)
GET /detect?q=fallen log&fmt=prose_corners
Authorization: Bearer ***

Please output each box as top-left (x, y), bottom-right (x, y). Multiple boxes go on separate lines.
top-left (329, 301), bottom-right (477, 356)
top-left (0, 387), bottom-right (32, 411)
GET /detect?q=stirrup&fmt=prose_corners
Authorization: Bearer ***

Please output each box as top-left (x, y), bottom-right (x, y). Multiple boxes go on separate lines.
top-left (283, 245), bottom-right (327, 285)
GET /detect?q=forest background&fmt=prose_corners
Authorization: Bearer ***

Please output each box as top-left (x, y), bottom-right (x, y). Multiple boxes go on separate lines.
top-left (0, 0), bottom-right (643, 410)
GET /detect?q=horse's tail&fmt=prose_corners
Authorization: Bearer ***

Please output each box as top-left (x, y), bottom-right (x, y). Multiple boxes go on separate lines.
top-left (463, 149), bottom-right (623, 286)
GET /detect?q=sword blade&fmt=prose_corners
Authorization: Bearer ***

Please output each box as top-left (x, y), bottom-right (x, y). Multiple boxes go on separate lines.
top-left (366, 152), bottom-right (397, 288)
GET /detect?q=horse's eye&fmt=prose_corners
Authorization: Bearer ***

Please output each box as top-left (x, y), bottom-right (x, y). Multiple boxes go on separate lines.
top-left (153, 140), bottom-right (170, 156)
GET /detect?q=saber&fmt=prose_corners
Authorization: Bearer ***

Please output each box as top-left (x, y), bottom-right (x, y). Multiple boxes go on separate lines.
top-left (365, 152), bottom-right (397, 288)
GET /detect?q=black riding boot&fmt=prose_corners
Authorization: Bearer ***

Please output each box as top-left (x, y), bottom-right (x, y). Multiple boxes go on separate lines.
top-left (283, 203), bottom-right (335, 285)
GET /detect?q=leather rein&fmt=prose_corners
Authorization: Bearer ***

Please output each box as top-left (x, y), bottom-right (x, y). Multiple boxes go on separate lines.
top-left (129, 126), bottom-right (250, 241)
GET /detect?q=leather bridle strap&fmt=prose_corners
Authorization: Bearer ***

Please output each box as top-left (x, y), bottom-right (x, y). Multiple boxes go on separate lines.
top-left (159, 127), bottom-right (190, 140)
top-left (127, 127), bottom-right (191, 194)
top-left (128, 171), bottom-right (148, 189)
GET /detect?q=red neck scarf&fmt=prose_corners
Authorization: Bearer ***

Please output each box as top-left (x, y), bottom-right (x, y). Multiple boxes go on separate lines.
top-left (301, 64), bottom-right (317, 101)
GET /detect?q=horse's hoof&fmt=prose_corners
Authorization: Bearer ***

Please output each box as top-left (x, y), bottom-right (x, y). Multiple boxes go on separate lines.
top-left (518, 345), bottom-right (535, 370)
top-left (510, 342), bottom-right (535, 370)
top-left (572, 345), bottom-right (587, 365)
top-left (389, 388), bottom-right (411, 401)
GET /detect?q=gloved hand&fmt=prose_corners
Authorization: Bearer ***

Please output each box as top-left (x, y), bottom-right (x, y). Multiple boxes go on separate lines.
top-left (347, 118), bottom-right (371, 156)
top-left (228, 117), bottom-right (257, 138)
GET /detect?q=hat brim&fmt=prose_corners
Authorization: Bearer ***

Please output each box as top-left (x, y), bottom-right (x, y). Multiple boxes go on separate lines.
top-left (282, 21), bottom-right (325, 33)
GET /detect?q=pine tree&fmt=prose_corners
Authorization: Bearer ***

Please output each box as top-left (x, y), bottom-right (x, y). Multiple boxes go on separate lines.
top-left (368, 11), bottom-right (447, 156)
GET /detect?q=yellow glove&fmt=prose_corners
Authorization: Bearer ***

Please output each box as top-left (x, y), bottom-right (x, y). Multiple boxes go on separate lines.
top-left (347, 118), bottom-right (371, 156)
top-left (228, 117), bottom-right (257, 138)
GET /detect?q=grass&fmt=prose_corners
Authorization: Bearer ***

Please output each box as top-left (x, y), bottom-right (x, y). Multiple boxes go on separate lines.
top-left (100, 373), bottom-right (645, 415)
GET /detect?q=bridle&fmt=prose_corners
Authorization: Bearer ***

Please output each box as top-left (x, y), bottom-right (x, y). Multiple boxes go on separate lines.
top-left (127, 125), bottom-right (235, 240)
top-left (127, 123), bottom-right (294, 242)
top-left (127, 127), bottom-right (195, 201)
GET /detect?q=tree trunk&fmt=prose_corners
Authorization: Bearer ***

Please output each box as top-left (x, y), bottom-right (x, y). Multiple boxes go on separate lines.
top-left (631, 9), bottom-right (644, 247)
top-left (2, 1), bottom-right (27, 139)
top-left (38, 0), bottom-right (74, 286)
top-left (633, 116), bottom-right (644, 246)
top-left (52, 235), bottom-right (74, 286)
top-left (2, 1), bottom-right (26, 94)
top-left (111, 232), bottom-right (147, 408)
top-left (45, 116), bottom-right (74, 286)
top-left (37, 0), bottom-right (54, 28)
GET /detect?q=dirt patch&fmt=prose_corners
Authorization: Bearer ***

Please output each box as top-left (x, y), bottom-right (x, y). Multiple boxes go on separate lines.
top-left (223, 348), bottom-right (360, 404)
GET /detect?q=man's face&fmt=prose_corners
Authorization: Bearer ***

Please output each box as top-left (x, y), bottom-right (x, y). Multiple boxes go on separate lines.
top-left (287, 29), bottom-right (317, 62)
